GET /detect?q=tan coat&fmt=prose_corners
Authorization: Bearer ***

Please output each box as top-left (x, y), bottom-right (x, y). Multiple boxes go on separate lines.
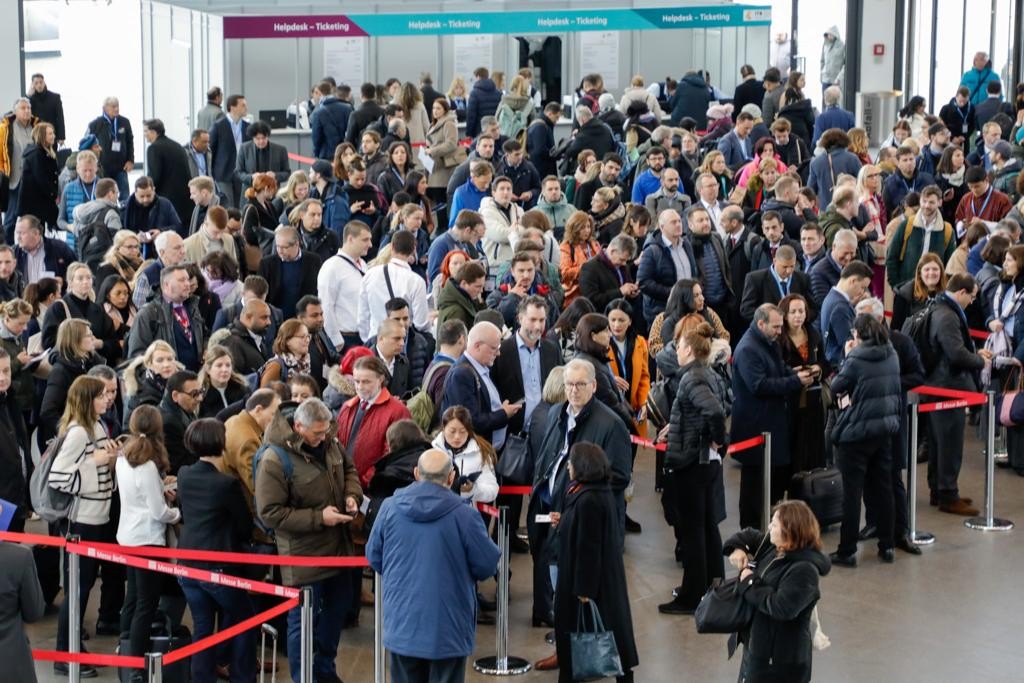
top-left (425, 111), bottom-right (465, 189)
top-left (255, 411), bottom-right (363, 586)
top-left (405, 102), bottom-right (431, 146)
top-left (222, 410), bottom-right (270, 543)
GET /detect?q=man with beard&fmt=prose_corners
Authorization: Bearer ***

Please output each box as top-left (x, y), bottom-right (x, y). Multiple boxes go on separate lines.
top-left (222, 299), bottom-right (274, 375)
top-left (121, 176), bottom-right (183, 257)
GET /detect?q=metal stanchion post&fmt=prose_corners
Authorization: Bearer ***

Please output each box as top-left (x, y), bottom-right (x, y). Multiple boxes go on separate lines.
top-left (907, 398), bottom-right (935, 545)
top-left (966, 391), bottom-right (1015, 531)
top-left (146, 652), bottom-right (163, 683)
top-left (761, 432), bottom-right (772, 532)
top-left (374, 572), bottom-right (385, 683)
top-left (67, 534), bottom-right (81, 683)
top-left (473, 506), bottom-right (531, 676)
top-left (300, 586), bottom-right (314, 683)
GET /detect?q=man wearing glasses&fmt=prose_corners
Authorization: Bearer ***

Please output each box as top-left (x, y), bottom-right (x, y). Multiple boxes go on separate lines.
top-left (159, 370), bottom-right (205, 474)
top-left (260, 226), bottom-right (322, 322)
top-left (526, 358), bottom-right (632, 662)
top-left (128, 264), bottom-right (207, 372)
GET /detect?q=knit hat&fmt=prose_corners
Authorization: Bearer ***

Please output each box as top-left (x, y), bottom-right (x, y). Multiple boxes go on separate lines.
top-left (741, 103), bottom-right (762, 119)
top-left (311, 159), bottom-right (333, 178)
top-left (706, 103), bottom-right (734, 120)
top-left (992, 140), bottom-right (1013, 160)
top-left (78, 134), bottom-right (98, 151)
top-left (340, 346), bottom-right (373, 376)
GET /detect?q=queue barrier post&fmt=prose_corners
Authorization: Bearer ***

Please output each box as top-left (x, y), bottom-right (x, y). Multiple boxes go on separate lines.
top-left (300, 586), bottom-right (314, 683)
top-left (67, 533), bottom-right (81, 683)
top-left (761, 432), bottom-right (772, 533)
top-left (374, 572), bottom-right (385, 683)
top-left (146, 652), bottom-right (163, 683)
top-left (259, 624), bottom-right (278, 683)
top-left (906, 396), bottom-right (935, 545)
top-left (965, 391), bottom-right (1015, 531)
top-left (473, 505), bottom-right (531, 676)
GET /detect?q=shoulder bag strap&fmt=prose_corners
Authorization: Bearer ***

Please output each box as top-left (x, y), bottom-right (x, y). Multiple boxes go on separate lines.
top-left (382, 264), bottom-right (396, 300)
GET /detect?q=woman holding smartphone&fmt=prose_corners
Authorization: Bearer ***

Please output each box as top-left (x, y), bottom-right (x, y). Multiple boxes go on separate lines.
top-left (778, 294), bottom-right (830, 474)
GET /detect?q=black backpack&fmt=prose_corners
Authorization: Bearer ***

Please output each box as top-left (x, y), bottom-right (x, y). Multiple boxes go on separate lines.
top-left (78, 220), bottom-right (114, 273)
top-left (900, 299), bottom-right (940, 374)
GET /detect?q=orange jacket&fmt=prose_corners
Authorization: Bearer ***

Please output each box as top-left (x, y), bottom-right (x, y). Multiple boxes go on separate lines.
top-left (607, 333), bottom-right (651, 414)
top-left (559, 239), bottom-right (601, 305)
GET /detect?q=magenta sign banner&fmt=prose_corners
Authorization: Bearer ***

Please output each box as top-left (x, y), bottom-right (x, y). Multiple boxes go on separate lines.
top-left (223, 15), bottom-right (367, 39)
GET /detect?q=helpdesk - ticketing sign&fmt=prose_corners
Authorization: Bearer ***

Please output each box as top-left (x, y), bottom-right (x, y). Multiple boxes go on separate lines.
top-left (222, 6), bottom-right (771, 39)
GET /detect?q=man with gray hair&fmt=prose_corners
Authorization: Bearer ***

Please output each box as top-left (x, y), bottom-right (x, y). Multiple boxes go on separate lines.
top-left (564, 104), bottom-right (616, 164)
top-left (810, 226), bottom-right (858, 308)
top-left (86, 96), bottom-right (135, 200)
top-left (368, 448), bottom-right (499, 681)
top-left (811, 86), bottom-right (855, 147)
top-left (1, 97), bottom-right (38, 238)
top-left (257, 396), bottom-right (362, 683)
top-left (527, 357), bottom-right (632, 632)
top-left (579, 233), bottom-right (640, 310)
top-left (854, 297), bottom-right (926, 555)
top-left (128, 264), bottom-right (207, 371)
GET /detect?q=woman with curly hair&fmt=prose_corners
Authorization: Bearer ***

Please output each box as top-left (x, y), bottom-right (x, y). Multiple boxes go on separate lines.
top-left (560, 212), bottom-right (602, 306)
top-left (694, 150), bottom-right (733, 200)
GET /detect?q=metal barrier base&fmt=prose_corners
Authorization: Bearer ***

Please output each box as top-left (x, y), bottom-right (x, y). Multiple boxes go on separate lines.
top-left (964, 517), bottom-right (1014, 531)
top-left (473, 656), bottom-right (533, 675)
top-left (910, 531), bottom-right (936, 545)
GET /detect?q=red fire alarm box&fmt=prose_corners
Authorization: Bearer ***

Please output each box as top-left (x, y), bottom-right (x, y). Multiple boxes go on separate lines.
top-left (873, 44), bottom-right (885, 56)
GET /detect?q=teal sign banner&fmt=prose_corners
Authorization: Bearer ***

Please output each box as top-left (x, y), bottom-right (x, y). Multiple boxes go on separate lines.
top-left (223, 6), bottom-right (771, 39)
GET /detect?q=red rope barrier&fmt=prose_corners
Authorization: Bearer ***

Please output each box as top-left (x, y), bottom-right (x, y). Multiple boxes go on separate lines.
top-left (163, 597), bottom-right (298, 665)
top-left (497, 485), bottom-right (533, 495)
top-left (31, 649), bottom-right (145, 669)
top-left (75, 539), bottom-right (370, 569)
top-left (477, 503), bottom-right (500, 519)
top-left (0, 530), bottom-right (66, 546)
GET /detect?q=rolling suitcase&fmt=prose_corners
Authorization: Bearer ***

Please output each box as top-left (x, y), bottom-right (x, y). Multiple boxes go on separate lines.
top-left (789, 467), bottom-right (844, 529)
top-left (261, 623), bottom-right (279, 682)
top-left (118, 613), bottom-right (191, 683)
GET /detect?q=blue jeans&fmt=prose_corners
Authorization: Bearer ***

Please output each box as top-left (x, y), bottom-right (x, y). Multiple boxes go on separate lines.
top-left (3, 186), bottom-right (20, 243)
top-left (287, 571), bottom-right (353, 683)
top-left (179, 575), bottom-right (257, 683)
top-left (113, 170), bottom-right (129, 201)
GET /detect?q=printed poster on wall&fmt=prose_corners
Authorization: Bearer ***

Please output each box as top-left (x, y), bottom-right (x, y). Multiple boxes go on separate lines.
top-left (323, 37), bottom-right (366, 87)
top-left (454, 34), bottom-right (493, 84)
top-left (579, 31), bottom-right (619, 92)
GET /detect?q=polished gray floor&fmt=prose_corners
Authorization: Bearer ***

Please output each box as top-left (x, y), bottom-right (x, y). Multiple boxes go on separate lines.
top-left (28, 426), bottom-right (1024, 682)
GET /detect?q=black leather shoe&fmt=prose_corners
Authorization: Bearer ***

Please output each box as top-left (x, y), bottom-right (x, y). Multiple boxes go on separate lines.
top-left (829, 551), bottom-right (857, 568)
top-left (857, 525), bottom-right (878, 541)
top-left (477, 592), bottom-right (497, 611)
top-left (895, 536), bottom-right (923, 555)
top-left (95, 620), bottom-right (121, 636)
top-left (624, 514), bottom-right (642, 534)
top-left (54, 663), bottom-right (98, 678)
top-left (509, 535), bottom-right (530, 554)
top-left (878, 548), bottom-right (895, 563)
top-left (657, 599), bottom-right (695, 615)
top-left (477, 611), bottom-right (496, 625)
top-left (532, 615), bottom-right (554, 628)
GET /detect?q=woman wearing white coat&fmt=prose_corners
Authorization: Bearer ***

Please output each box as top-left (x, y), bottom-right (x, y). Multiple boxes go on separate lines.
top-left (432, 406), bottom-right (499, 503)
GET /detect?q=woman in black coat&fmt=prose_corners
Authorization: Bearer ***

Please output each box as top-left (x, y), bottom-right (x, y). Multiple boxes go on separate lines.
top-left (18, 124), bottom-right (59, 228)
top-left (554, 443), bottom-right (638, 683)
top-left (724, 500), bottom-right (830, 683)
top-left (778, 294), bottom-right (830, 474)
top-left (573, 313), bottom-right (637, 433)
top-left (40, 263), bottom-right (122, 367)
top-left (38, 319), bottom-right (103, 445)
top-left (829, 314), bottom-right (902, 565)
top-left (657, 321), bottom-right (726, 614)
top-left (890, 253), bottom-right (945, 332)
top-left (777, 88), bottom-right (815, 150)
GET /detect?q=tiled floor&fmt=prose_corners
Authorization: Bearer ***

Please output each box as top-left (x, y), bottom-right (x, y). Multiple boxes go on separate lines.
top-left (28, 426), bottom-right (1024, 682)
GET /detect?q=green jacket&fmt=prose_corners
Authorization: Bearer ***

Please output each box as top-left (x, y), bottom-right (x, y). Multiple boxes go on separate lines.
top-left (435, 279), bottom-right (486, 345)
top-left (884, 212), bottom-right (955, 288)
top-left (819, 208), bottom-right (852, 246)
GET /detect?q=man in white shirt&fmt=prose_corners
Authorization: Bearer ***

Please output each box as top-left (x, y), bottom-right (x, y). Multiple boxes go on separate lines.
top-left (318, 221), bottom-right (372, 352)
top-left (696, 173), bottom-right (727, 239)
top-left (357, 230), bottom-right (429, 342)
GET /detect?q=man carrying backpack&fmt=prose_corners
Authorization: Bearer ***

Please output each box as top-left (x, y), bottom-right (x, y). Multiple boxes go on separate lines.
top-left (919, 273), bottom-right (992, 516)
top-left (72, 177), bottom-right (122, 264)
top-left (884, 185), bottom-right (956, 289)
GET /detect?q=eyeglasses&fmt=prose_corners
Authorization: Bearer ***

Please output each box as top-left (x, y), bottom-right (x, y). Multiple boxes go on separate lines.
top-left (186, 389), bottom-right (207, 399)
top-left (564, 381), bottom-right (591, 391)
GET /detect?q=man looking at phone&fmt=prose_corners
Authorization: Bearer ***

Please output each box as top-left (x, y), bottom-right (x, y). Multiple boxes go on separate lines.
top-left (256, 397), bottom-right (363, 683)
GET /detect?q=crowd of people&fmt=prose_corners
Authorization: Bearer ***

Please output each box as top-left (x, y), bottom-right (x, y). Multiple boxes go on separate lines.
top-left (1, 51), bottom-right (1022, 682)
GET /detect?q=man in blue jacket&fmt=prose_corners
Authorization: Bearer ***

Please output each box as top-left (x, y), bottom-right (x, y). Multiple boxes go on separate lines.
top-left (811, 86), bottom-right (855, 148)
top-left (466, 67), bottom-right (502, 138)
top-left (311, 82), bottom-right (353, 160)
top-left (637, 208), bottom-right (697, 326)
top-left (367, 449), bottom-right (500, 682)
top-left (820, 260), bottom-right (872, 366)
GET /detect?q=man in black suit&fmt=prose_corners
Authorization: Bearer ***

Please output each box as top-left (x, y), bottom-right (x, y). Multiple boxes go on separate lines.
top-left (720, 205), bottom-right (760, 343)
top-left (748, 210), bottom-right (803, 272)
top-left (258, 227), bottom-right (321, 322)
top-left (209, 94), bottom-right (249, 208)
top-left (86, 96), bottom-right (134, 200)
top-left (223, 299), bottom-right (274, 376)
top-left (235, 122), bottom-right (291, 198)
top-left (371, 318), bottom-right (412, 398)
top-left (799, 222), bottom-right (828, 272)
top-left (160, 370), bottom-right (201, 474)
top-left (492, 296), bottom-right (561, 553)
top-left (143, 119), bottom-right (194, 227)
top-left (739, 245), bottom-right (816, 324)
top-left (345, 82), bottom-right (387, 145)
top-left (28, 73), bottom-right (65, 143)
top-left (973, 80), bottom-right (1014, 134)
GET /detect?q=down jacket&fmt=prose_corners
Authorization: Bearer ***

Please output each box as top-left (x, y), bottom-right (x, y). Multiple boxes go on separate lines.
top-left (829, 341), bottom-right (902, 444)
top-left (665, 361), bottom-right (727, 470)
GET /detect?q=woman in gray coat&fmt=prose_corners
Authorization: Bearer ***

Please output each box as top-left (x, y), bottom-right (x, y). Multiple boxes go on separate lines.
top-left (425, 100), bottom-right (464, 191)
top-left (0, 542), bottom-right (46, 682)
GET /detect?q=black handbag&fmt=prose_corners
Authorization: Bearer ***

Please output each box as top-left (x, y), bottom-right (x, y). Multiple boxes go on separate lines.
top-left (570, 601), bottom-right (624, 681)
top-left (495, 432), bottom-right (531, 484)
top-left (646, 378), bottom-right (672, 430)
top-left (694, 576), bottom-right (756, 635)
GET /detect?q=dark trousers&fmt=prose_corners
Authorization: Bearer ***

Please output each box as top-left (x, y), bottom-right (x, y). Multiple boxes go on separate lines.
top-left (927, 408), bottom-right (966, 503)
top-left (865, 424), bottom-right (910, 538)
top-left (738, 462), bottom-right (791, 530)
top-left (671, 462), bottom-right (724, 607)
top-left (112, 170), bottom-right (129, 201)
top-left (389, 653), bottom-right (466, 683)
top-left (179, 575), bottom-right (257, 683)
top-left (217, 178), bottom-right (241, 209)
top-left (98, 495), bottom-right (126, 624)
top-left (123, 562), bottom-right (163, 659)
top-left (3, 187), bottom-right (20, 243)
top-left (836, 436), bottom-right (894, 556)
top-left (56, 521), bottom-right (107, 652)
top-left (526, 495), bottom-right (554, 622)
top-left (286, 571), bottom-right (353, 683)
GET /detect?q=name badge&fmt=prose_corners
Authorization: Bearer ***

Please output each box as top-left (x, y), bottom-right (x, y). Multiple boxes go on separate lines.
top-left (962, 123), bottom-right (969, 134)
top-left (111, 140), bottom-right (122, 153)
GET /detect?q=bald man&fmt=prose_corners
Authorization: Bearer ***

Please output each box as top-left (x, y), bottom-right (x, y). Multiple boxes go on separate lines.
top-left (223, 299), bottom-right (274, 375)
top-left (367, 447), bottom-right (500, 681)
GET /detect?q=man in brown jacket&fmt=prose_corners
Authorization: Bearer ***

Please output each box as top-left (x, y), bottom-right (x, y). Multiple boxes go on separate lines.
top-left (222, 388), bottom-right (281, 546)
top-left (256, 397), bottom-right (362, 683)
